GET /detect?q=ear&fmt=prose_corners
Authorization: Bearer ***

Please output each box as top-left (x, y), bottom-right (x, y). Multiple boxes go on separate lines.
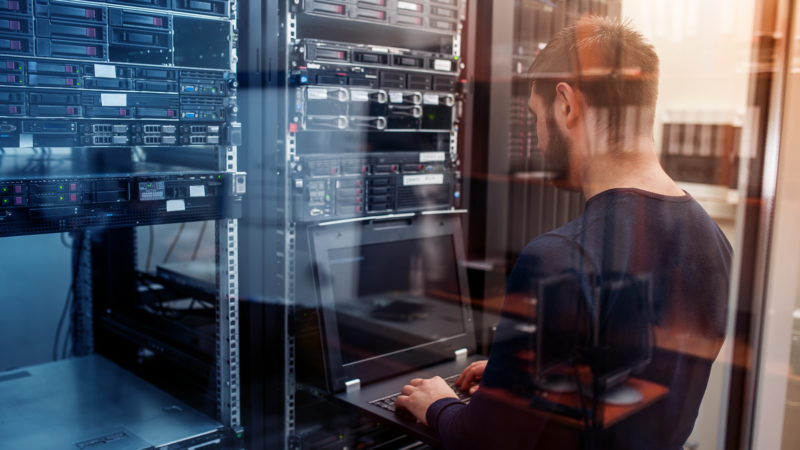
top-left (555, 82), bottom-right (582, 129)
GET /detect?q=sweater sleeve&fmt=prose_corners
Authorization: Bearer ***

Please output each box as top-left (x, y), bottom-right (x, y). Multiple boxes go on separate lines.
top-left (422, 235), bottom-right (588, 450)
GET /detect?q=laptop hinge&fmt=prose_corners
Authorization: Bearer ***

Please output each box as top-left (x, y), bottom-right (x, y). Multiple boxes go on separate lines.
top-left (454, 348), bottom-right (468, 362)
top-left (345, 378), bottom-right (361, 393)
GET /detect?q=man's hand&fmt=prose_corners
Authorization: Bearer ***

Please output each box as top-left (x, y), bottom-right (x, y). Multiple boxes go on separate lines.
top-left (395, 376), bottom-right (458, 425)
top-left (456, 360), bottom-right (487, 394)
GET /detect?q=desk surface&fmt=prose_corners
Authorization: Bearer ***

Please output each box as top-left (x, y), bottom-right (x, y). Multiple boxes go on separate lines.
top-left (540, 377), bottom-right (669, 429)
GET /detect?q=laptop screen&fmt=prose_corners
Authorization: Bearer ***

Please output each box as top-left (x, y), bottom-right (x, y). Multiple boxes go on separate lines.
top-left (326, 235), bottom-right (466, 365)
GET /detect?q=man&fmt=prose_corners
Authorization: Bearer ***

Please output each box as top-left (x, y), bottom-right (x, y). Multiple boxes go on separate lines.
top-left (395, 16), bottom-right (732, 450)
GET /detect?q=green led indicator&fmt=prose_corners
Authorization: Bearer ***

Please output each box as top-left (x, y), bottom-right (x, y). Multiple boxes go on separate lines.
top-left (325, 194), bottom-right (331, 201)
top-left (2, 199), bottom-right (8, 205)
top-left (59, 196), bottom-right (64, 201)
top-left (218, 175), bottom-right (222, 179)
top-left (237, 433), bottom-right (242, 439)
top-left (58, 185), bottom-right (64, 190)
top-left (2, 187), bottom-right (7, 192)
top-left (212, 88), bottom-right (217, 93)
top-left (454, 56), bottom-right (459, 60)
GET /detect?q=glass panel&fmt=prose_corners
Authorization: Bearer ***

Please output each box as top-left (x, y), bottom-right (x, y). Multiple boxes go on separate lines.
top-left (3, 0), bottom-right (797, 447)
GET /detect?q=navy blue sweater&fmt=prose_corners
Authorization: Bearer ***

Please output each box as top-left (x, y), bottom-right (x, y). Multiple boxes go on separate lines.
top-left (426, 188), bottom-right (732, 450)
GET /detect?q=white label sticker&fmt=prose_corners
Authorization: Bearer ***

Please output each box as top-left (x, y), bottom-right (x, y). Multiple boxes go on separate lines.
top-left (423, 94), bottom-right (440, 105)
top-left (350, 90), bottom-right (369, 102)
top-left (433, 59), bottom-right (453, 71)
top-left (398, 1), bottom-right (421, 11)
top-left (307, 88), bottom-right (328, 100)
top-left (166, 199), bottom-right (186, 212)
top-left (420, 152), bottom-right (446, 162)
top-left (389, 91), bottom-right (403, 103)
top-left (94, 64), bottom-right (116, 78)
top-left (189, 185), bottom-right (206, 197)
top-left (403, 174), bottom-right (444, 186)
top-left (100, 93), bottom-right (127, 107)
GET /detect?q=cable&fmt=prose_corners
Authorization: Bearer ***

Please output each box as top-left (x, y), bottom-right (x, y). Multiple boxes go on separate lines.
top-left (51, 284), bottom-right (73, 361)
top-left (162, 222), bottom-right (186, 264)
top-left (191, 221), bottom-right (208, 261)
top-left (60, 232), bottom-right (73, 249)
top-left (52, 232), bottom-right (82, 361)
top-left (145, 225), bottom-right (154, 272)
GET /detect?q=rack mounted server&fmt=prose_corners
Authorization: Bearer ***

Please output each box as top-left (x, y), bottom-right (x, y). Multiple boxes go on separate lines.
top-left (0, 0), bottom-right (240, 148)
top-left (0, 154), bottom-right (245, 236)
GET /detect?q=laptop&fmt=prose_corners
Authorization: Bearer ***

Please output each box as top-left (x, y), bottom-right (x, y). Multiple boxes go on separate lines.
top-left (309, 215), bottom-right (485, 444)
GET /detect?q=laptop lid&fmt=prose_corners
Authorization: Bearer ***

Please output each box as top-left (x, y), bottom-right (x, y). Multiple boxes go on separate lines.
top-left (310, 215), bottom-right (475, 393)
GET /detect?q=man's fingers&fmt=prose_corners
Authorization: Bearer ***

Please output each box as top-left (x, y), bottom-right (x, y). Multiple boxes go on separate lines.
top-left (456, 362), bottom-right (480, 385)
top-left (459, 367), bottom-right (478, 390)
top-left (401, 384), bottom-right (415, 395)
top-left (409, 378), bottom-right (424, 386)
top-left (395, 394), bottom-right (409, 409)
top-left (469, 385), bottom-right (480, 395)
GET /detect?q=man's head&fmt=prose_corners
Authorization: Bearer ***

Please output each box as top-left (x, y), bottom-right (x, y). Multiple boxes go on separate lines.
top-left (528, 16), bottom-right (660, 189)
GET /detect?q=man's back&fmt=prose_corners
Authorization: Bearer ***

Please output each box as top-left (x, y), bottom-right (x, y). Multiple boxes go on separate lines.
top-left (428, 188), bottom-right (732, 449)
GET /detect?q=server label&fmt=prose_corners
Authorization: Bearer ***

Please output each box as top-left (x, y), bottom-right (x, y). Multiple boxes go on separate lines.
top-left (403, 174), bottom-right (444, 186)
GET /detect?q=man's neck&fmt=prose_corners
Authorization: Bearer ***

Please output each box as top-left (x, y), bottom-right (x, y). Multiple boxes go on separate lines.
top-left (579, 139), bottom-right (685, 200)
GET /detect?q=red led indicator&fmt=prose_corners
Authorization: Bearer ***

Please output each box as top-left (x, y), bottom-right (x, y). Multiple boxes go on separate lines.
top-left (8, 1), bottom-right (19, 11)
top-left (8, 106), bottom-right (17, 114)
top-left (167, 110), bottom-right (175, 117)
top-left (70, 194), bottom-right (77, 202)
top-left (330, 167), bottom-right (338, 174)
top-left (85, 9), bottom-right (95, 19)
top-left (335, 5), bottom-right (343, 13)
top-left (288, 122), bottom-right (299, 133)
top-left (86, 28), bottom-right (96, 38)
top-left (119, 109), bottom-right (127, 116)
top-left (356, 206), bottom-right (362, 212)
top-left (14, 196), bottom-right (22, 205)
top-left (6, 75), bottom-right (14, 82)
top-left (65, 65), bottom-right (73, 73)
top-left (153, 18), bottom-right (163, 26)
top-left (10, 40), bottom-right (21, 50)
top-left (14, 185), bottom-right (22, 194)
top-left (66, 107), bottom-right (75, 115)
top-left (356, 180), bottom-right (363, 186)
top-left (6, 62), bottom-right (14, 69)
top-left (86, 46), bottom-right (97, 56)
top-left (69, 183), bottom-right (77, 191)
top-left (65, 78), bottom-right (74, 85)
top-left (356, 197), bottom-right (362, 203)
top-left (10, 21), bottom-right (20, 30)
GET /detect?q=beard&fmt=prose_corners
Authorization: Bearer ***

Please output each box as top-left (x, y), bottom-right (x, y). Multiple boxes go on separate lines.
top-left (540, 115), bottom-right (571, 187)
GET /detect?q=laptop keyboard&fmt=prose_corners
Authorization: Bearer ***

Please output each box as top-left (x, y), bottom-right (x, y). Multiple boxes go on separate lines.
top-left (369, 374), bottom-right (472, 414)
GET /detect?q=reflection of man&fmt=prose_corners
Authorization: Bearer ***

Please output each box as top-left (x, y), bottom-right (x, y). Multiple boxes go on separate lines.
top-left (395, 16), bottom-right (732, 449)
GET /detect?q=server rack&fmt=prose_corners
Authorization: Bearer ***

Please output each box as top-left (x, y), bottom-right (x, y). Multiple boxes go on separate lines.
top-left (238, 0), bottom-right (469, 447)
top-left (0, 0), bottom-right (245, 447)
